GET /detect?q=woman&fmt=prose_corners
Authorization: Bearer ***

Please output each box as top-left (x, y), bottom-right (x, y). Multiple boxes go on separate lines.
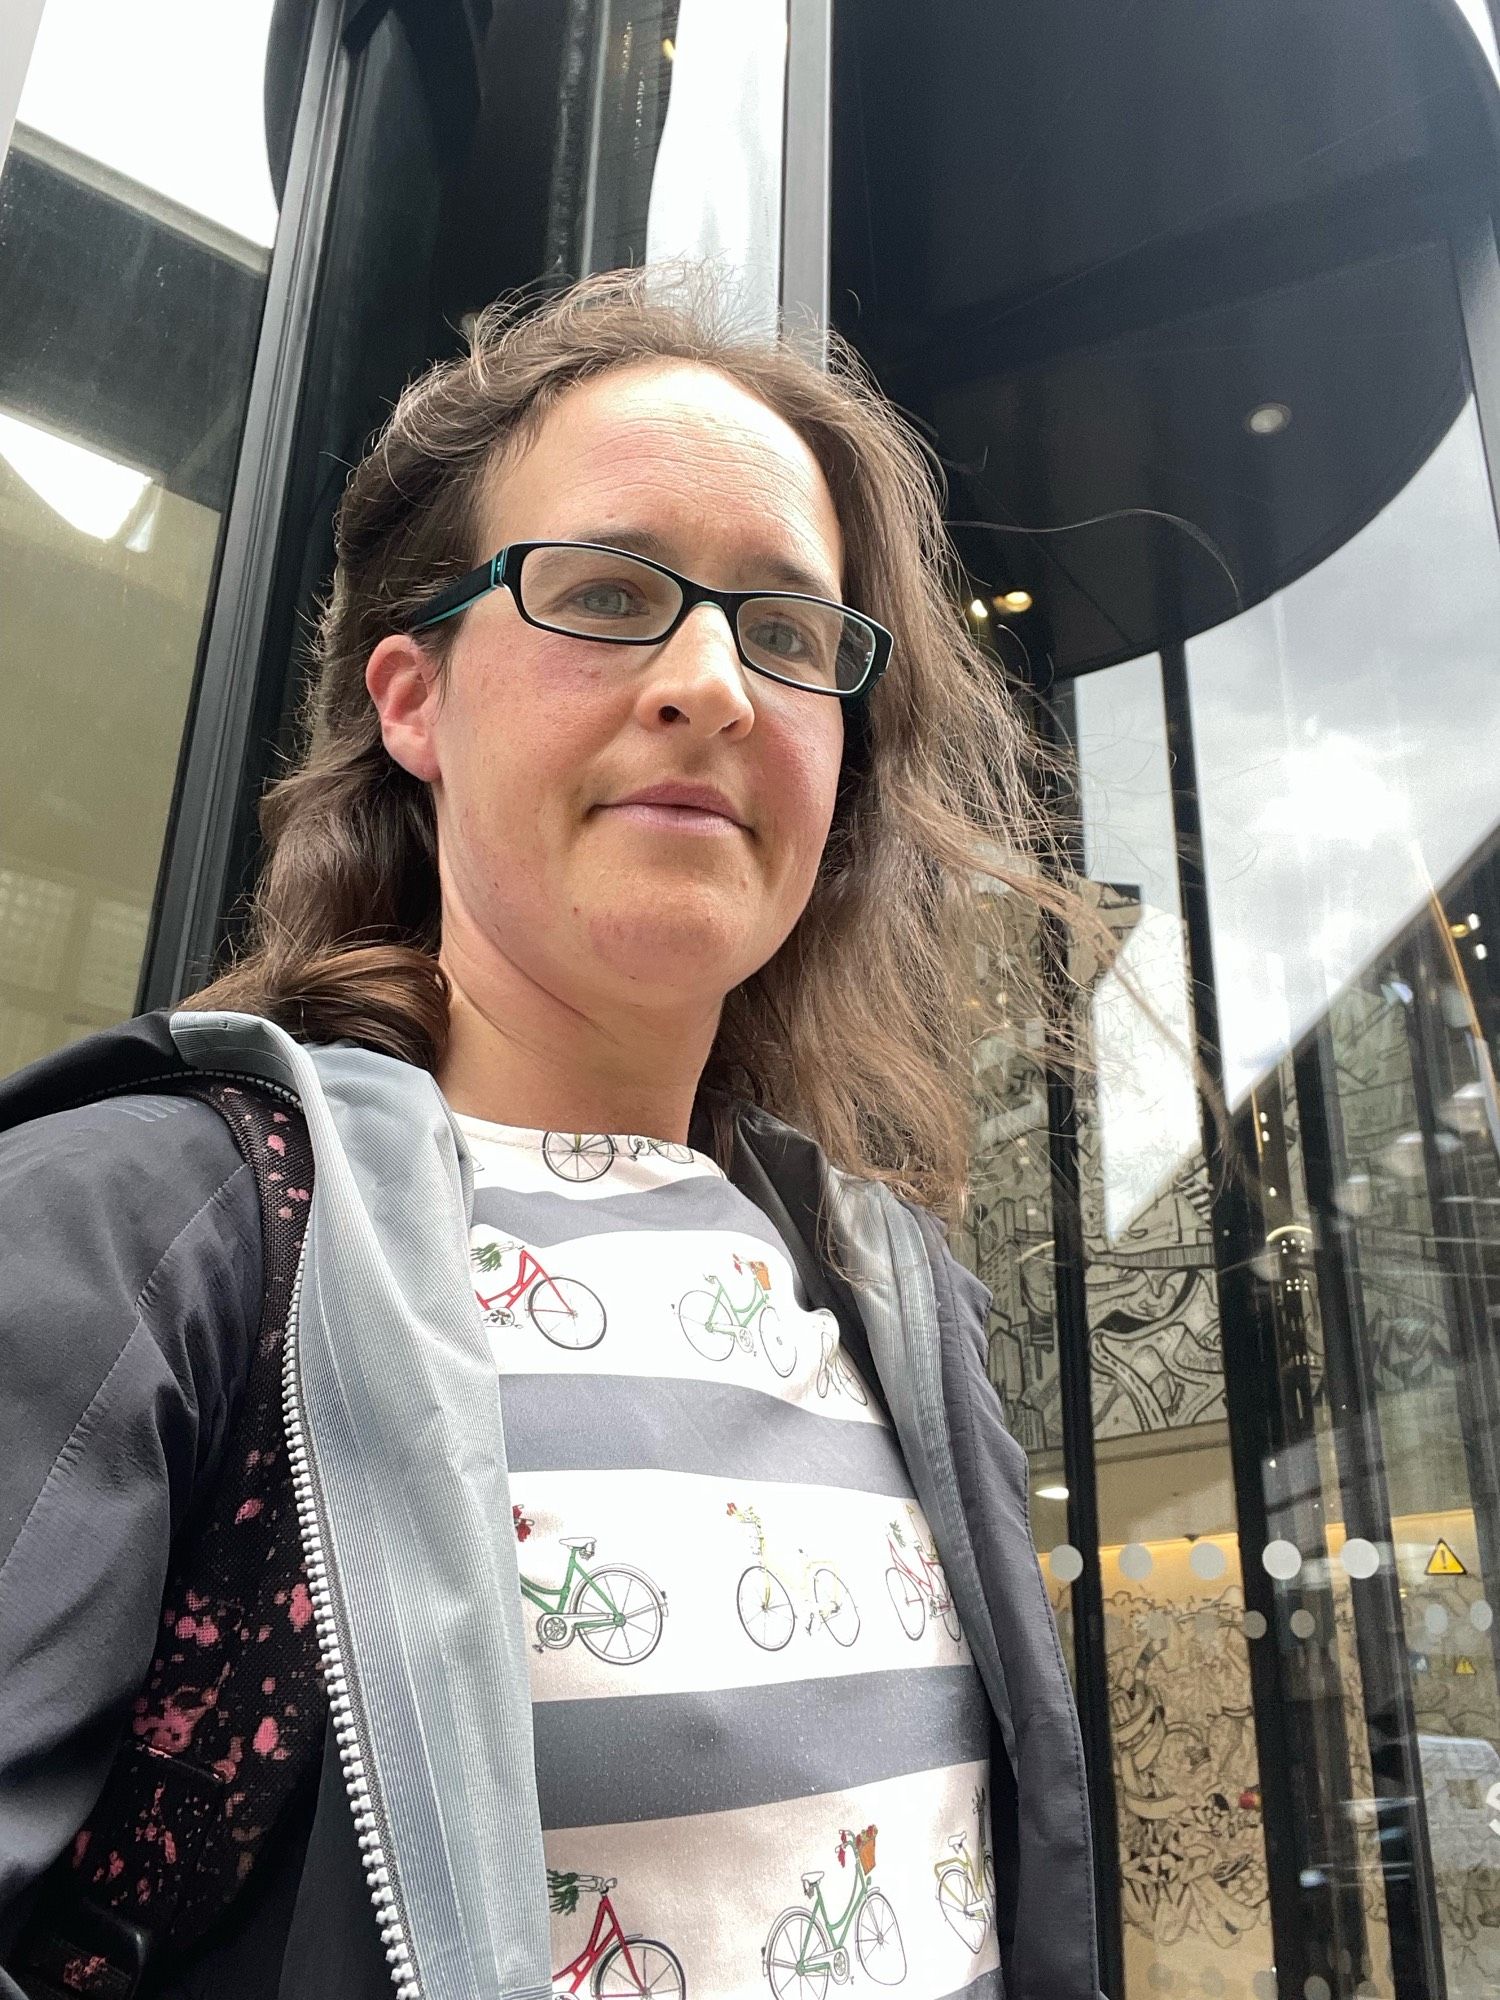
top-left (0, 271), bottom-right (1101, 2000)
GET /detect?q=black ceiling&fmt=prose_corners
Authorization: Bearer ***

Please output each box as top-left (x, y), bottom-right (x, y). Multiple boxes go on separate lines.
top-left (831, 0), bottom-right (1500, 677)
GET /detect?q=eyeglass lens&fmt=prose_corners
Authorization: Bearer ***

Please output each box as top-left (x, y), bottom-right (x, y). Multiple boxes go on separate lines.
top-left (518, 544), bottom-right (875, 693)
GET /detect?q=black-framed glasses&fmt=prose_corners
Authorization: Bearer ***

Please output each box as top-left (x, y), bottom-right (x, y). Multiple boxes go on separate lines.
top-left (403, 540), bottom-right (893, 699)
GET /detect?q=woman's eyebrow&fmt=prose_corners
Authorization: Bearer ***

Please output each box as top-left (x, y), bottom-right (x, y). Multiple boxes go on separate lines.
top-left (564, 525), bottom-right (839, 600)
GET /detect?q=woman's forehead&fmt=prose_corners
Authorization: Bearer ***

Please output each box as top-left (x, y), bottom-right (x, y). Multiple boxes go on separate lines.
top-left (481, 360), bottom-right (845, 588)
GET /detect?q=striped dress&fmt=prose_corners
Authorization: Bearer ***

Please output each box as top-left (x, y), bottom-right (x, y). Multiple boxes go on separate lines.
top-left (459, 1111), bottom-right (1000, 2000)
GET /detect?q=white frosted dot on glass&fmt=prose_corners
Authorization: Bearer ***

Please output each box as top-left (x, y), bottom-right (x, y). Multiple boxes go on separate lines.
top-left (1195, 1610), bottom-right (1220, 1644)
top-left (1120, 1541), bottom-right (1154, 1581)
top-left (1049, 1543), bottom-right (1084, 1584)
top-left (1200, 1968), bottom-right (1225, 1996)
top-left (1243, 1609), bottom-right (1268, 1639)
top-left (1471, 1600), bottom-right (1493, 1632)
top-left (1190, 1540), bottom-right (1228, 1580)
top-left (1339, 1537), bottom-right (1380, 1579)
top-left (1425, 1604), bottom-right (1449, 1637)
top-left (1304, 1979), bottom-right (1331, 2000)
top-left (1146, 1610), bottom-right (1172, 1642)
top-left (1252, 1971), bottom-right (1278, 2000)
top-left (1262, 1539), bottom-right (1303, 1581)
top-left (1290, 1608), bottom-right (1316, 1639)
top-left (1148, 1965), bottom-right (1172, 1992)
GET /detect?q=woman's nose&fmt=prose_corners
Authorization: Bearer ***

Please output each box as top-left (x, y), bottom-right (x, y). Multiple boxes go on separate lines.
top-left (638, 603), bottom-right (756, 734)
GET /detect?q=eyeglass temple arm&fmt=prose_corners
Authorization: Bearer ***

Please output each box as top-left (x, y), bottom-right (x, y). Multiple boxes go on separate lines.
top-left (407, 552), bottom-right (507, 633)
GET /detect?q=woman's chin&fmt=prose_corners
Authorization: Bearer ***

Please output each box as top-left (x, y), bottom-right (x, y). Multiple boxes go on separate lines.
top-left (584, 901), bottom-right (762, 1002)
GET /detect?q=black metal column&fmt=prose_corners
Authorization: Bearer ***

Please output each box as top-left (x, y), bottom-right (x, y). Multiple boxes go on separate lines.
top-left (138, 0), bottom-right (354, 1010)
top-left (1160, 642), bottom-right (1363, 1999)
top-left (1037, 683), bottom-right (1125, 1999)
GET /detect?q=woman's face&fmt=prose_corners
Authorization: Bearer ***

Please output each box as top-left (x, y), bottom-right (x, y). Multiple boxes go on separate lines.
top-left (370, 359), bottom-right (848, 1024)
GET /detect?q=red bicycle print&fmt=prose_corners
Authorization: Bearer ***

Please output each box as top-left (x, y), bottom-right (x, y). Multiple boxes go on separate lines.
top-left (812, 1310), bottom-right (867, 1406)
top-left (677, 1254), bottom-right (797, 1377)
top-left (471, 1232), bottom-right (607, 1350)
top-left (728, 1501), bottom-right (859, 1652)
top-left (547, 1870), bottom-right (684, 1997)
top-left (542, 1131), bottom-right (696, 1182)
top-left (884, 1507), bottom-right (961, 1643)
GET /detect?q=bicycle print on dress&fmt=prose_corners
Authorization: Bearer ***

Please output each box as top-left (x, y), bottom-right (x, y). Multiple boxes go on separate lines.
top-left (763, 1821), bottom-right (908, 1996)
top-left (933, 1787), bottom-right (997, 1955)
top-left (727, 1500), bottom-right (860, 1653)
top-left (677, 1252), bottom-right (798, 1378)
top-left (541, 1131), bottom-right (699, 1183)
top-left (884, 1505), bottom-right (962, 1645)
top-left (472, 1227), bottom-right (607, 1349)
top-left (546, 1870), bottom-right (685, 1998)
top-left (514, 1504), bottom-right (668, 1665)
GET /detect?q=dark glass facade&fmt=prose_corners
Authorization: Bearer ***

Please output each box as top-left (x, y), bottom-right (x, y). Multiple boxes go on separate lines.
top-left (5, 3), bottom-right (1500, 1995)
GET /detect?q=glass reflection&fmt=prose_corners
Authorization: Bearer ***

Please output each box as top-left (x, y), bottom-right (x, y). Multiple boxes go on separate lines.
top-left (0, 1), bottom-right (283, 1069)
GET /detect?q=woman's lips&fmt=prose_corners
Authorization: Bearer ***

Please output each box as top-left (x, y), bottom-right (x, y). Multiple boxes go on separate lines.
top-left (603, 801), bottom-right (744, 834)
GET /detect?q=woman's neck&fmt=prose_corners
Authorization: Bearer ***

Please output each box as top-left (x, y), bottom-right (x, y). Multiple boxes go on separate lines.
top-left (435, 950), bottom-right (720, 1144)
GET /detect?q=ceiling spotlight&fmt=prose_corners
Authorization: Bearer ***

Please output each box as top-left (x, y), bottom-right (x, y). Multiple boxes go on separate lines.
top-left (968, 597), bottom-right (990, 619)
top-left (1036, 1484), bottom-right (1069, 1502)
top-left (994, 589), bottom-right (1033, 613)
top-left (1246, 402), bottom-right (1291, 437)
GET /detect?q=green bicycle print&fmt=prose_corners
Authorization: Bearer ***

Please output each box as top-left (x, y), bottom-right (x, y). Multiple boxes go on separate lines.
top-left (547, 1870), bottom-right (684, 1998)
top-left (514, 1510), bottom-right (667, 1665)
top-left (884, 1505), bottom-right (961, 1643)
top-left (934, 1786), bottom-right (996, 1954)
top-left (542, 1131), bottom-right (696, 1182)
top-left (727, 1501), bottom-right (859, 1652)
top-left (812, 1310), bottom-right (867, 1407)
top-left (763, 1823), bottom-right (907, 1997)
top-left (678, 1253), bottom-right (797, 1377)
top-left (472, 1233), bottom-right (607, 1350)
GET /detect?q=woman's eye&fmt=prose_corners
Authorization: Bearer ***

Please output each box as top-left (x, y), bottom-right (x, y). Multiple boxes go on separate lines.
top-left (748, 616), bottom-right (809, 658)
top-left (573, 583), bottom-right (642, 617)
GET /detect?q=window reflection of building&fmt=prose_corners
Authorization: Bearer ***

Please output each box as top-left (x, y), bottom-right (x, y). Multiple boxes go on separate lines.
top-left (0, 6), bottom-right (282, 1062)
top-left (846, 0), bottom-right (1500, 1987)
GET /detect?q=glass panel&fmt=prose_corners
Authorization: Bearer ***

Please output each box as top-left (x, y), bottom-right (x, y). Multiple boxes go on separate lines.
top-left (1063, 658), bottom-right (1278, 2000)
top-left (0, 1), bottom-right (287, 1068)
top-left (557, 0), bottom-right (787, 329)
top-left (1189, 395), bottom-right (1500, 1999)
top-left (951, 802), bottom-right (1063, 1585)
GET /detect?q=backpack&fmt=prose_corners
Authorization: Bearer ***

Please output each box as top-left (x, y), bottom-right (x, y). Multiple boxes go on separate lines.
top-left (10, 1079), bottom-right (325, 2000)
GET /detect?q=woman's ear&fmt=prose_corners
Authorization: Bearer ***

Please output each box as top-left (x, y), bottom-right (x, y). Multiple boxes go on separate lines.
top-left (366, 633), bottom-right (444, 783)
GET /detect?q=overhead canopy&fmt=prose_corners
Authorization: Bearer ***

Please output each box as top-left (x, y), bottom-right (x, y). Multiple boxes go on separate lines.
top-left (832, 0), bottom-right (1500, 675)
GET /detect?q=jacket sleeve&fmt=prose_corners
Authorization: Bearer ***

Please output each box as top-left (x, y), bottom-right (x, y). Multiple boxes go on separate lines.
top-left (925, 1226), bottom-right (1106, 2000)
top-left (0, 1093), bottom-right (261, 1956)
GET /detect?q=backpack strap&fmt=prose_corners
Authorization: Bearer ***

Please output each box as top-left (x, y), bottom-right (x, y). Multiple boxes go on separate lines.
top-left (13, 1081), bottom-right (325, 1999)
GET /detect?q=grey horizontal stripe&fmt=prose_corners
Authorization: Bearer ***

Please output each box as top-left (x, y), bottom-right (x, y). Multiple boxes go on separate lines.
top-left (499, 1371), bottom-right (909, 1495)
top-left (472, 1175), bottom-right (802, 1275)
top-left (534, 1664), bottom-right (988, 1830)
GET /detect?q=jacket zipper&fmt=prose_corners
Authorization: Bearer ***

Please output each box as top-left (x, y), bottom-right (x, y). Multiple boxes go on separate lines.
top-left (100, 1064), bottom-right (423, 1996)
top-left (280, 1194), bottom-right (422, 2000)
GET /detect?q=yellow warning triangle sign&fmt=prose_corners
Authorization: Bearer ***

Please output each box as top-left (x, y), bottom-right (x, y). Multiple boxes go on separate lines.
top-left (1426, 1538), bottom-right (1468, 1577)
top-left (1456, 1656), bottom-right (1477, 1676)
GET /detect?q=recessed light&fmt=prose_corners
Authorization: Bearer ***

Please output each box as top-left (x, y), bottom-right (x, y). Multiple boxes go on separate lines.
top-left (995, 589), bottom-right (1033, 613)
top-left (968, 597), bottom-right (989, 619)
top-left (662, 36), bottom-right (675, 60)
top-left (1036, 1483), bottom-right (1069, 1501)
top-left (1247, 402), bottom-right (1291, 437)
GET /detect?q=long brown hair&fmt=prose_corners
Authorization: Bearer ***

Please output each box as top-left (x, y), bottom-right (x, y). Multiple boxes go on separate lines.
top-left (189, 266), bottom-right (1089, 1224)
